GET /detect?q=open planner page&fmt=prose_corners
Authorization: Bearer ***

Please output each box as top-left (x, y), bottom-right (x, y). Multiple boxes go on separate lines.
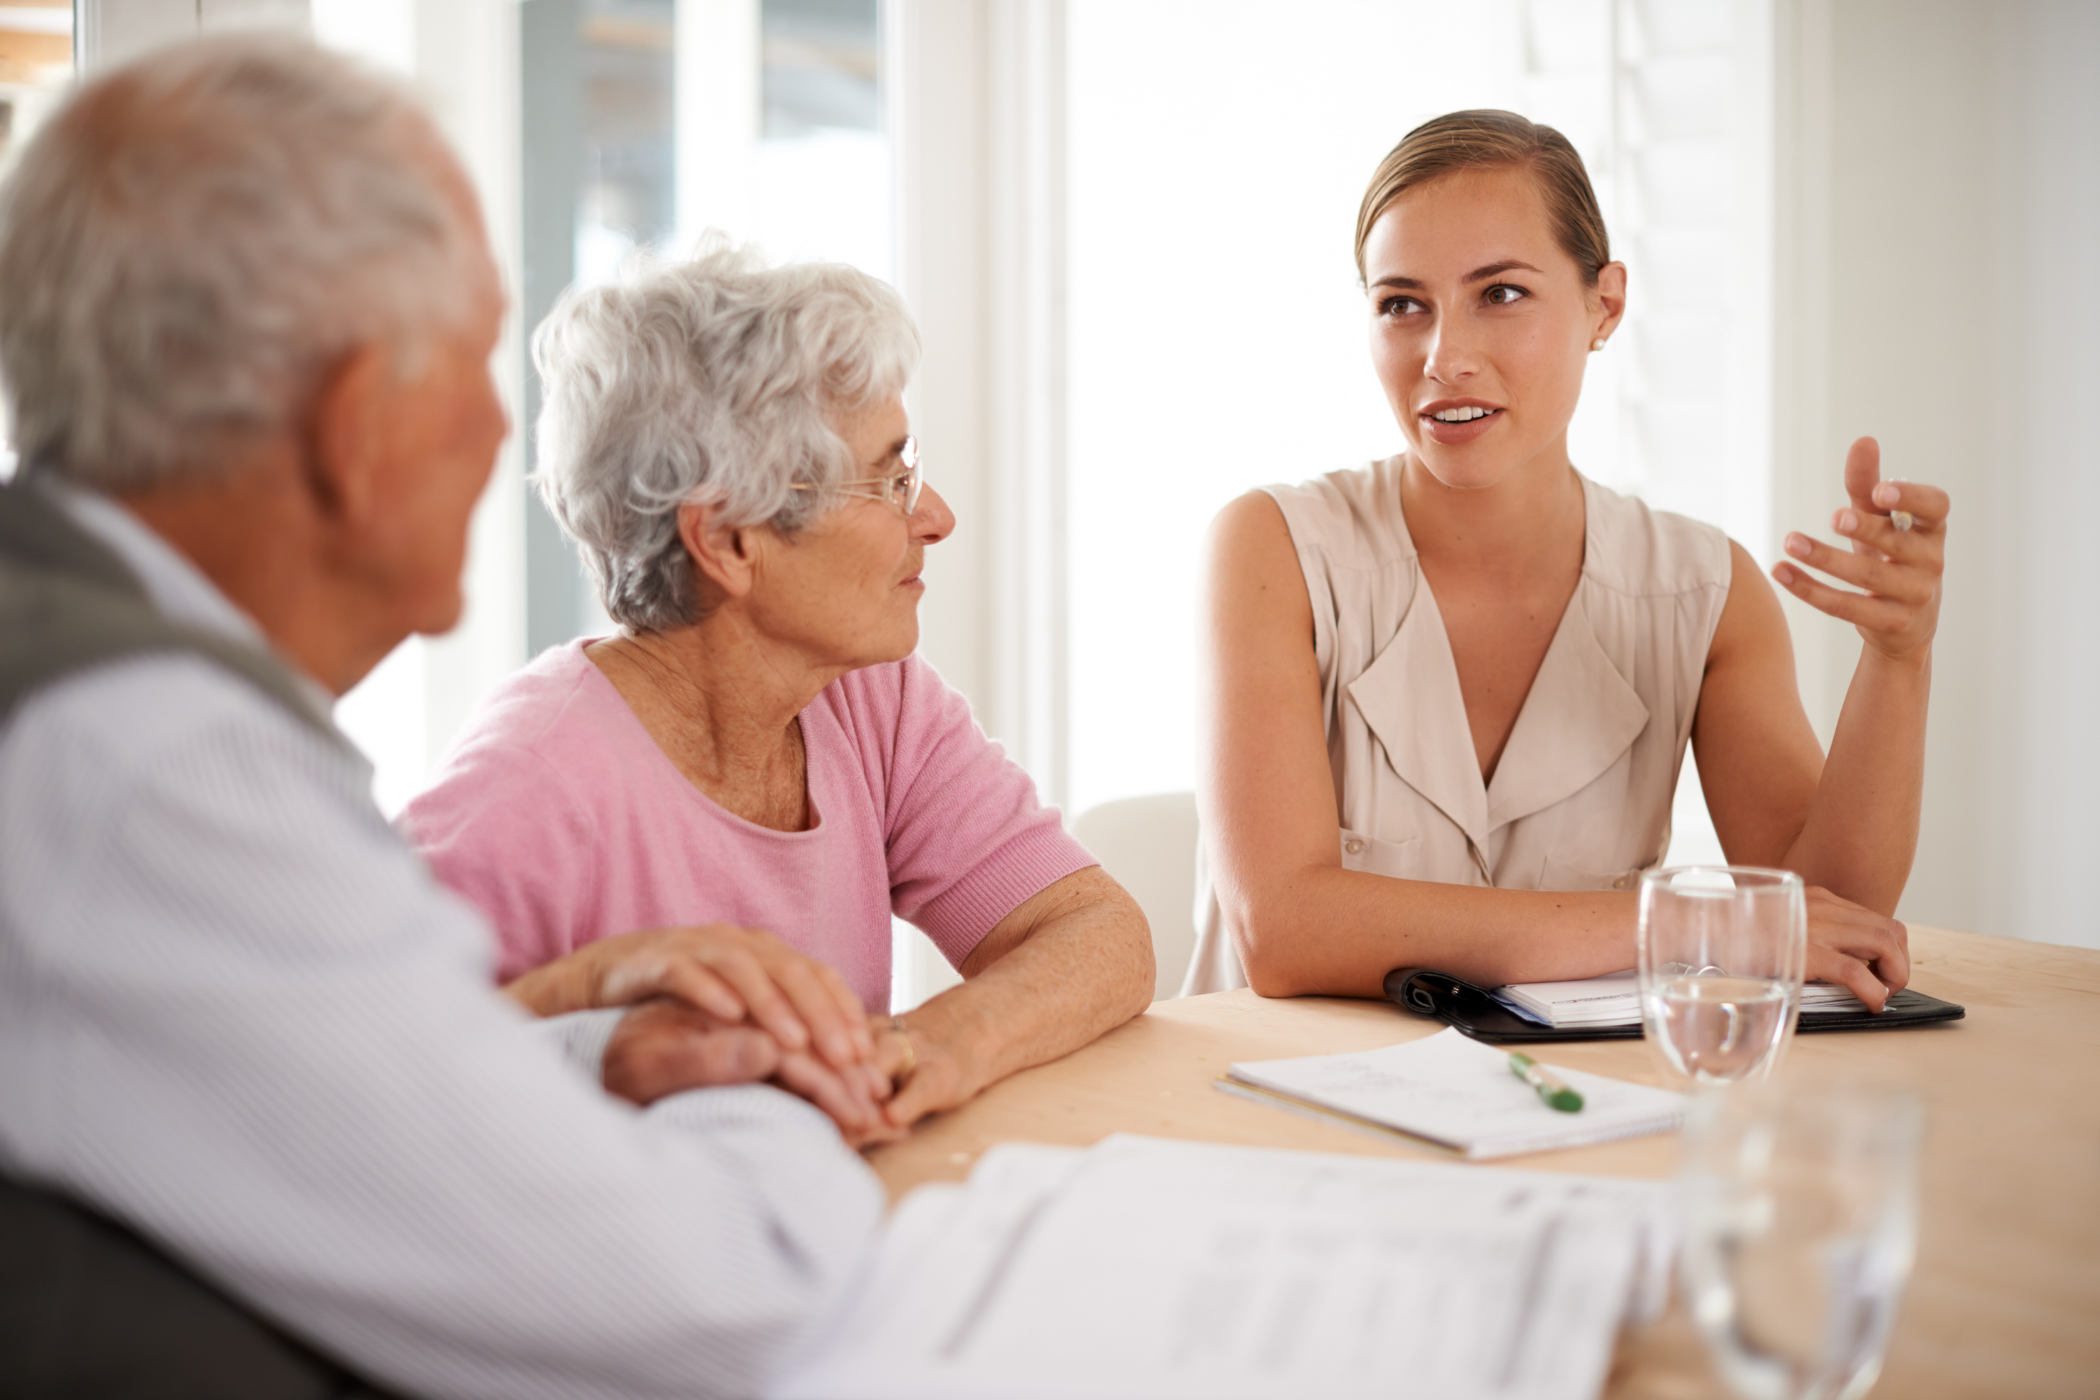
top-left (1493, 972), bottom-right (1869, 1028)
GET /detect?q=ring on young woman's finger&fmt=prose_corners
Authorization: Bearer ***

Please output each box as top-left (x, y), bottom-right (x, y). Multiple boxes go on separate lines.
top-left (1891, 509), bottom-right (1914, 532)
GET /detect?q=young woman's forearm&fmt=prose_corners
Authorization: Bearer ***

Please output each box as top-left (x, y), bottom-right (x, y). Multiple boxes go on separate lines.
top-left (1220, 866), bottom-right (1635, 998)
top-left (1761, 449), bottom-right (1947, 917)
top-left (1781, 646), bottom-right (1931, 915)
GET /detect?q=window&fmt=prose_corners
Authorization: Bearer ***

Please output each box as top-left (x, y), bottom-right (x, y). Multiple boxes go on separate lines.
top-left (0, 2), bottom-right (72, 172)
top-left (575, 1), bottom-right (678, 290)
top-left (523, 0), bottom-right (890, 662)
top-left (751, 0), bottom-right (887, 276)
top-left (519, 0), bottom-right (676, 659)
top-left (1062, 0), bottom-right (1762, 866)
top-left (0, 0), bottom-right (73, 481)
top-left (331, 0), bottom-right (893, 819)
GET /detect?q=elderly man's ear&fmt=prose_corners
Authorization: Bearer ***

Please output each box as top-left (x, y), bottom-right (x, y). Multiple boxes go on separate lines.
top-left (304, 343), bottom-right (402, 526)
top-left (676, 500), bottom-right (762, 602)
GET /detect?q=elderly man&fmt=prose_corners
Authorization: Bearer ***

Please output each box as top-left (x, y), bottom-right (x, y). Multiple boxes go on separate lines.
top-left (0, 37), bottom-right (892, 1400)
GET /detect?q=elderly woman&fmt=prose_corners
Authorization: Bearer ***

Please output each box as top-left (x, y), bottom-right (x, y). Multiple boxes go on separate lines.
top-left (404, 245), bottom-right (1152, 1141)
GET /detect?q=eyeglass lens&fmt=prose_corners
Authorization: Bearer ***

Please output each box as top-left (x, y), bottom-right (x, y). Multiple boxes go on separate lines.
top-left (898, 436), bottom-right (922, 514)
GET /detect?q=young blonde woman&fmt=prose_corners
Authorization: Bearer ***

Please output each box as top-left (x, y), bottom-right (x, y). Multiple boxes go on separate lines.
top-left (1190, 110), bottom-right (1945, 1009)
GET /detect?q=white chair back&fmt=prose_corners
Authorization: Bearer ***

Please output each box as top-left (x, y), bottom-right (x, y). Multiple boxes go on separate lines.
top-left (1070, 792), bottom-right (1200, 1001)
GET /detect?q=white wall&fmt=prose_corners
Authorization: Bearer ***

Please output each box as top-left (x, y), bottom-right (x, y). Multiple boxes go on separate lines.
top-left (1776, 0), bottom-right (2100, 946)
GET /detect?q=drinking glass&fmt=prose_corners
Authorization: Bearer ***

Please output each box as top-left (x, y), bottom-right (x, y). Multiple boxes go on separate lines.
top-left (1638, 867), bottom-right (1807, 1087)
top-left (1680, 1085), bottom-right (1924, 1400)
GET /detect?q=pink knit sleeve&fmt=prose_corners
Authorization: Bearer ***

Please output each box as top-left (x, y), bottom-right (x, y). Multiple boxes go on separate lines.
top-left (866, 654), bottom-right (1097, 969)
top-left (399, 742), bottom-right (600, 985)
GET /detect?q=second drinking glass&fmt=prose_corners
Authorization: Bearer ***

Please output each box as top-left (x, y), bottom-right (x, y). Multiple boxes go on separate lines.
top-left (1637, 867), bottom-right (1808, 1087)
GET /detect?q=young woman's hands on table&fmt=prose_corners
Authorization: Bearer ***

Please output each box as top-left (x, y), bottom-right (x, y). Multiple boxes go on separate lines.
top-left (1805, 884), bottom-right (1911, 1011)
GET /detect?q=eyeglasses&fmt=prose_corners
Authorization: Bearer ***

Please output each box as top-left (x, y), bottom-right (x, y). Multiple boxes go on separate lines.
top-left (790, 435), bottom-right (923, 516)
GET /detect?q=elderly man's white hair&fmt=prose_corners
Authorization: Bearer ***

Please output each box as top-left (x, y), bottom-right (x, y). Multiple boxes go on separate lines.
top-left (0, 35), bottom-right (479, 491)
top-left (532, 240), bottom-right (921, 633)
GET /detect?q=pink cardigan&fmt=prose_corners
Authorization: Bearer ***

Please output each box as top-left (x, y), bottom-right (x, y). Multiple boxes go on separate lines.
top-left (402, 642), bottom-right (1095, 1011)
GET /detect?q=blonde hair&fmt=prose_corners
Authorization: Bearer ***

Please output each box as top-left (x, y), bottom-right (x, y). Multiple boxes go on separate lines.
top-left (1354, 109), bottom-right (1611, 287)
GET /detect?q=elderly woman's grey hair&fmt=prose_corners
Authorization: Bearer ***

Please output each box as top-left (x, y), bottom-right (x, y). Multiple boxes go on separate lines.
top-left (0, 36), bottom-right (479, 492)
top-left (531, 240), bottom-right (921, 633)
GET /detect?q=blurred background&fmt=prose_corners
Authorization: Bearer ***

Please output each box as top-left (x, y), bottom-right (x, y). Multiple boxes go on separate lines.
top-left (5, 1), bottom-right (2094, 1004)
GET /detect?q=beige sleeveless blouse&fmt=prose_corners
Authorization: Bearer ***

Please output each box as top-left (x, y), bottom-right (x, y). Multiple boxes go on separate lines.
top-left (1184, 457), bottom-right (1732, 996)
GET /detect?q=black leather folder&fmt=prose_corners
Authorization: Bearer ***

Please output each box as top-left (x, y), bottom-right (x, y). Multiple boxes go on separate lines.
top-left (1383, 967), bottom-right (1966, 1044)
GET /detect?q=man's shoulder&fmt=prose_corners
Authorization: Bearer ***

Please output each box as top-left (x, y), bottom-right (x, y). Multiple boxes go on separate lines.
top-left (0, 649), bottom-right (413, 966)
top-left (1, 648), bottom-right (367, 795)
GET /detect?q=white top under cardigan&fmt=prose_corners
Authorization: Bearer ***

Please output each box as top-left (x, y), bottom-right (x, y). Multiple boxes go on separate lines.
top-left (1185, 458), bottom-right (1732, 995)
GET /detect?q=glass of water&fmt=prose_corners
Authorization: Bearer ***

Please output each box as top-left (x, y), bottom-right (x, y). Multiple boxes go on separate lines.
top-left (1638, 867), bottom-right (1807, 1087)
top-left (1681, 1085), bottom-right (1924, 1400)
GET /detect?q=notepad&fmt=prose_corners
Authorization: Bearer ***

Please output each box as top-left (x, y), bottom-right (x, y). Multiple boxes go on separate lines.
top-left (1224, 1027), bottom-right (1685, 1159)
top-left (1491, 971), bottom-right (1867, 1030)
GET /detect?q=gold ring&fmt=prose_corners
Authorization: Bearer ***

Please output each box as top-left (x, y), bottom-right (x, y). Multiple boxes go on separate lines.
top-left (1891, 510), bottom-right (1914, 532)
top-left (889, 1016), bottom-right (916, 1078)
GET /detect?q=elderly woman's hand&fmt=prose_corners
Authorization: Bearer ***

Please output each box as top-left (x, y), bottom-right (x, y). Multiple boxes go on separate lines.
top-left (604, 999), bottom-right (906, 1148)
top-left (505, 922), bottom-right (876, 1076)
top-left (873, 1016), bottom-right (989, 1130)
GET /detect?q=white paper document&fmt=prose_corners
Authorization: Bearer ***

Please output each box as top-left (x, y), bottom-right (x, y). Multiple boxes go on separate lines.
top-left (1493, 971), bottom-right (1646, 1027)
top-left (1225, 1027), bottom-right (1685, 1159)
top-left (772, 1134), bottom-right (1674, 1400)
top-left (1493, 971), bottom-right (1866, 1028)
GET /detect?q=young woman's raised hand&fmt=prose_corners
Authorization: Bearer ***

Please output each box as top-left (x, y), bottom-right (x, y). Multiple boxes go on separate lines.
top-left (1771, 436), bottom-right (1949, 664)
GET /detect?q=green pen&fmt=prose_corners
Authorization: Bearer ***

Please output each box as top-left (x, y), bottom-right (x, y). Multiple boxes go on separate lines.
top-left (1509, 1052), bottom-right (1584, 1113)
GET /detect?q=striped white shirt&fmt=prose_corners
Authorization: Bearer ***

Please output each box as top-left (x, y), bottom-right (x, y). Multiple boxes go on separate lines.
top-left (0, 479), bottom-right (884, 1399)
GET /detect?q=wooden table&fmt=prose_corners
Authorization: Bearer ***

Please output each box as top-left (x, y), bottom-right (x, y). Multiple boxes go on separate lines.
top-left (867, 926), bottom-right (2100, 1398)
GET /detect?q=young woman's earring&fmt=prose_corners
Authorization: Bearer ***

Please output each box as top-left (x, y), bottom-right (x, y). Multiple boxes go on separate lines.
top-left (1591, 337), bottom-right (1606, 351)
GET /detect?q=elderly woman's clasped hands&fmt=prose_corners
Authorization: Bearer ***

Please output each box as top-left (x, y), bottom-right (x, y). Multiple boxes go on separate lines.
top-left (509, 925), bottom-right (919, 1146)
